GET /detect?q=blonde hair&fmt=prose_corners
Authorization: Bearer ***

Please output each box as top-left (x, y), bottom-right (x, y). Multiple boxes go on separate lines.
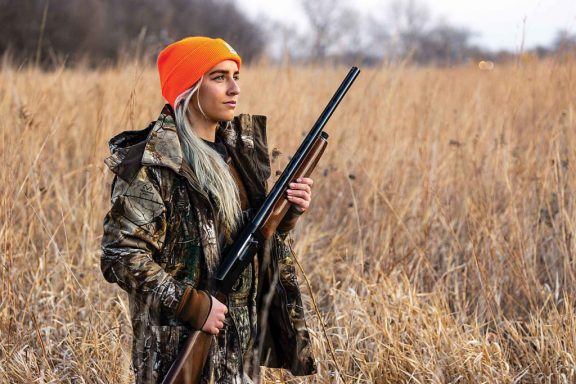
top-left (174, 80), bottom-right (241, 236)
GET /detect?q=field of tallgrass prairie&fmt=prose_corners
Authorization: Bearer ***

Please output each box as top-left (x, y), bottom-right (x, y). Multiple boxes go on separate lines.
top-left (1, 58), bottom-right (576, 383)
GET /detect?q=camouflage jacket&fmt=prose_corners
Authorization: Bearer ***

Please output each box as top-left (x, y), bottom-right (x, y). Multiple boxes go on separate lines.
top-left (101, 105), bottom-right (316, 383)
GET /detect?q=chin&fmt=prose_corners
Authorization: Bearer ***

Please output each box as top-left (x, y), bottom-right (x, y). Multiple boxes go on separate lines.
top-left (219, 113), bottom-right (235, 121)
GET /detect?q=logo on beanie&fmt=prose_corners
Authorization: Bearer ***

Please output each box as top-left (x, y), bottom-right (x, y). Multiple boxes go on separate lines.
top-left (223, 41), bottom-right (237, 55)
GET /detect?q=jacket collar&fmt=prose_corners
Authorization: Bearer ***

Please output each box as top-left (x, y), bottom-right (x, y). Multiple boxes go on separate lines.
top-left (105, 104), bottom-right (271, 193)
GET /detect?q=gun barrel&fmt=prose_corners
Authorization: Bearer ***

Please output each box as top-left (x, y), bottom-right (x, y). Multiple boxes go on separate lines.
top-left (213, 66), bottom-right (360, 288)
top-left (254, 66), bottom-right (360, 228)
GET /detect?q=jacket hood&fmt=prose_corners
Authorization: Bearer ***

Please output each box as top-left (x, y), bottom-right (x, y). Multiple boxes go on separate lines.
top-left (104, 104), bottom-right (271, 190)
top-left (104, 104), bottom-right (184, 182)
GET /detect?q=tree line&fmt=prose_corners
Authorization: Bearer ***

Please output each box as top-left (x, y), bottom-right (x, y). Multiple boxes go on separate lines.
top-left (0, 0), bottom-right (264, 67)
top-left (291, 0), bottom-right (576, 66)
top-left (0, 0), bottom-right (574, 68)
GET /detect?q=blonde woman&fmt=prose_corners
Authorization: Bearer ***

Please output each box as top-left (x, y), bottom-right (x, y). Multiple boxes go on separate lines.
top-left (101, 37), bottom-right (316, 383)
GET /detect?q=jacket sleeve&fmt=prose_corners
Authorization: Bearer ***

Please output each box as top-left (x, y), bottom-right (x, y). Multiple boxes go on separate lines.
top-left (277, 205), bottom-right (304, 234)
top-left (101, 167), bottom-right (184, 314)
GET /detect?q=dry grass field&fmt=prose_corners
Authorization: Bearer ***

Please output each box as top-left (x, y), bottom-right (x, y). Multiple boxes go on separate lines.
top-left (1, 58), bottom-right (576, 383)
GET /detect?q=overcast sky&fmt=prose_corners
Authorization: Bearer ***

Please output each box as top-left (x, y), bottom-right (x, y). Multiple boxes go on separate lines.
top-left (238, 0), bottom-right (576, 51)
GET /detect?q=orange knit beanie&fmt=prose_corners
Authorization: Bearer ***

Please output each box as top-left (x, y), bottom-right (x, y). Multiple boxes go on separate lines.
top-left (157, 36), bottom-right (242, 107)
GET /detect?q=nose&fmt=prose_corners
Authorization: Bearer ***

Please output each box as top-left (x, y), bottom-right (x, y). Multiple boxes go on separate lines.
top-left (228, 79), bottom-right (240, 96)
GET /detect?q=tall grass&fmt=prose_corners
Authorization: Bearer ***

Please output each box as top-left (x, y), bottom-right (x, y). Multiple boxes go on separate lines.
top-left (1, 59), bottom-right (575, 383)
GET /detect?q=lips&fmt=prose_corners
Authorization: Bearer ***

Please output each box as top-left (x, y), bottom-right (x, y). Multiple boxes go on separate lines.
top-left (224, 101), bottom-right (237, 107)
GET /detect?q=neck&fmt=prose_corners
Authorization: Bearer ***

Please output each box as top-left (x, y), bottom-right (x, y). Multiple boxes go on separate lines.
top-left (187, 108), bottom-right (218, 142)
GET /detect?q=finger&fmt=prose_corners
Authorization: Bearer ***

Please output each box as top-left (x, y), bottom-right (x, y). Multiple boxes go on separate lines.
top-left (297, 177), bottom-right (314, 186)
top-left (287, 187), bottom-right (311, 197)
top-left (287, 196), bottom-right (309, 210)
top-left (297, 184), bottom-right (312, 194)
top-left (213, 327), bottom-right (219, 335)
top-left (216, 321), bottom-right (224, 329)
top-left (289, 183), bottom-right (311, 194)
top-left (287, 189), bottom-right (310, 200)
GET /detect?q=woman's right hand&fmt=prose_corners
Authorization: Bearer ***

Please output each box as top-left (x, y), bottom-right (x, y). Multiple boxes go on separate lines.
top-left (202, 296), bottom-right (228, 335)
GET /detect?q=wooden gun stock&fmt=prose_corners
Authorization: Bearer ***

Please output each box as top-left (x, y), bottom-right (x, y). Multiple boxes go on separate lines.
top-left (259, 132), bottom-right (329, 239)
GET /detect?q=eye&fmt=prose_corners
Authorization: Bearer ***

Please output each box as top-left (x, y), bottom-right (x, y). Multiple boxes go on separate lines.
top-left (233, 74), bottom-right (240, 81)
top-left (213, 75), bottom-right (225, 81)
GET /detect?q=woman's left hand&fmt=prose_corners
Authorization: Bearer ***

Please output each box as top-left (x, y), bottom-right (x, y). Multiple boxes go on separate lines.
top-left (286, 177), bottom-right (313, 213)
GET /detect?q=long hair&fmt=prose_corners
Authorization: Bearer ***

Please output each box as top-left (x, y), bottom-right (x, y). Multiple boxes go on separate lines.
top-left (174, 79), bottom-right (241, 235)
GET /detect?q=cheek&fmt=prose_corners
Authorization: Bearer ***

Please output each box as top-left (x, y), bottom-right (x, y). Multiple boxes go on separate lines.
top-left (200, 87), bottom-right (220, 108)
top-left (197, 91), bottom-right (213, 112)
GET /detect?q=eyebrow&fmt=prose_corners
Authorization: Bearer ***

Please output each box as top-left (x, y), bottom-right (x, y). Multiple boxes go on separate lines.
top-left (208, 69), bottom-right (239, 76)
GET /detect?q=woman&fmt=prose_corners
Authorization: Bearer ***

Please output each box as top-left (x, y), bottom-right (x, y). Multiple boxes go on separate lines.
top-left (101, 37), bottom-right (316, 383)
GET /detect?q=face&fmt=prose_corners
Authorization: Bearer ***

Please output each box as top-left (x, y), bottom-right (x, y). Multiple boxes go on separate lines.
top-left (191, 60), bottom-right (240, 123)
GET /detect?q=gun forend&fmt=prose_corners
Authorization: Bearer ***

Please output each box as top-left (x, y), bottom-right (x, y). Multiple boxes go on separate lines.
top-left (259, 131), bottom-right (329, 239)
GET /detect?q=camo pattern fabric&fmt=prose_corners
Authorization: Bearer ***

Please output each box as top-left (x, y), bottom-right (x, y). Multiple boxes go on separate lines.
top-left (200, 260), bottom-right (255, 384)
top-left (101, 105), bottom-right (316, 383)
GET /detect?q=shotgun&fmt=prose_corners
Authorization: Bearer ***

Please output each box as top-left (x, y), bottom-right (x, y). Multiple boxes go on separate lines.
top-left (161, 66), bottom-right (361, 384)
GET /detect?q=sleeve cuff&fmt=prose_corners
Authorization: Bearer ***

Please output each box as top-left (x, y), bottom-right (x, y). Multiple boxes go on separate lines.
top-left (175, 287), bottom-right (213, 329)
top-left (277, 205), bottom-right (305, 234)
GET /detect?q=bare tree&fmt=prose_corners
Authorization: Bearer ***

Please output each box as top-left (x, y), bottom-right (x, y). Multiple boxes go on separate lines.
top-left (415, 22), bottom-right (474, 65)
top-left (299, 0), bottom-right (374, 64)
top-left (553, 29), bottom-right (576, 56)
top-left (273, 21), bottom-right (310, 63)
top-left (300, 0), bottom-right (345, 62)
top-left (333, 9), bottom-right (363, 57)
top-left (386, 0), bottom-right (430, 60)
top-left (366, 0), bottom-right (478, 65)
